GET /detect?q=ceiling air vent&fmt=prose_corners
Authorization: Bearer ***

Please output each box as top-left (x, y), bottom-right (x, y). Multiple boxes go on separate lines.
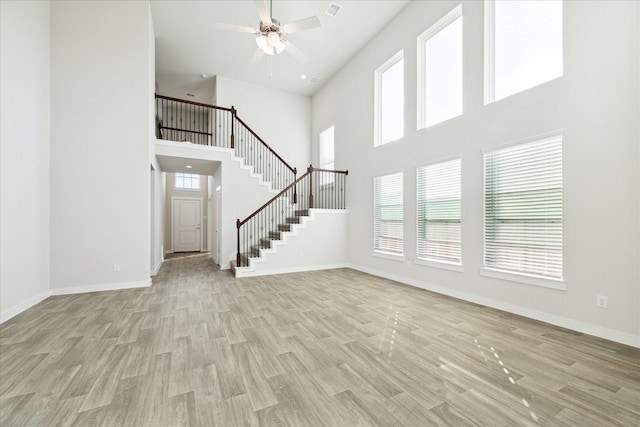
top-left (186, 93), bottom-right (196, 97)
top-left (309, 77), bottom-right (320, 84)
top-left (326, 3), bottom-right (342, 17)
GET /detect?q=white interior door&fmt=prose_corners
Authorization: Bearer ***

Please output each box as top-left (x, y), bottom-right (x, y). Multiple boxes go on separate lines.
top-left (173, 198), bottom-right (202, 252)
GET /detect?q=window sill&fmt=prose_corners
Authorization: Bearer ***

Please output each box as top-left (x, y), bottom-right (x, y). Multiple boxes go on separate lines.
top-left (373, 251), bottom-right (404, 262)
top-left (480, 268), bottom-right (566, 290)
top-left (415, 258), bottom-right (463, 272)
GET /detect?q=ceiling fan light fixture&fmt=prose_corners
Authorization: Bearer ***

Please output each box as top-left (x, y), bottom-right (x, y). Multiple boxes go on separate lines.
top-left (275, 40), bottom-right (286, 54)
top-left (256, 35), bottom-right (268, 49)
top-left (267, 31), bottom-right (280, 47)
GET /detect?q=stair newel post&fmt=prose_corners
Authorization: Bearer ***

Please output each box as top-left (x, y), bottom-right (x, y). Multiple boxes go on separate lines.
top-left (307, 165), bottom-right (314, 209)
top-left (236, 218), bottom-right (241, 267)
top-left (230, 106), bottom-right (236, 149)
top-left (293, 167), bottom-right (298, 204)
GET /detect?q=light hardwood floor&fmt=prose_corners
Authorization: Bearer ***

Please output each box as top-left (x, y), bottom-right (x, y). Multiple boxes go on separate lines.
top-left (1, 254), bottom-right (638, 426)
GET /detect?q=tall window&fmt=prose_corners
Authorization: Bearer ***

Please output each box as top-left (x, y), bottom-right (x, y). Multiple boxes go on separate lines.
top-left (175, 173), bottom-right (200, 190)
top-left (373, 172), bottom-right (403, 255)
top-left (374, 51), bottom-right (404, 146)
top-left (319, 126), bottom-right (335, 184)
top-left (485, 0), bottom-right (563, 103)
top-left (418, 5), bottom-right (463, 129)
top-left (483, 135), bottom-right (563, 281)
top-left (417, 159), bottom-right (462, 264)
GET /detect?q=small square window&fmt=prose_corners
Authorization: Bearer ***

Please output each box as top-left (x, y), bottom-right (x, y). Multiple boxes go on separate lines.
top-left (175, 173), bottom-right (200, 190)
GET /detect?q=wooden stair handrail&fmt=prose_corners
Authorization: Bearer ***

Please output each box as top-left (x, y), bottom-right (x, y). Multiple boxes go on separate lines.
top-left (234, 115), bottom-right (296, 174)
top-left (238, 171), bottom-right (310, 227)
top-left (156, 93), bottom-right (296, 174)
top-left (155, 93), bottom-right (232, 112)
top-left (236, 166), bottom-right (349, 267)
top-left (237, 166), bottom-right (349, 227)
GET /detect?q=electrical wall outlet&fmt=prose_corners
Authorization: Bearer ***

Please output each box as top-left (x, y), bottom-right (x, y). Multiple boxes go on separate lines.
top-left (113, 264), bottom-right (120, 272)
top-left (596, 295), bottom-right (608, 308)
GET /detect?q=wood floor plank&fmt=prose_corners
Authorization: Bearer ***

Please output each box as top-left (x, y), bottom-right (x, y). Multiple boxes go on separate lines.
top-left (0, 255), bottom-right (638, 426)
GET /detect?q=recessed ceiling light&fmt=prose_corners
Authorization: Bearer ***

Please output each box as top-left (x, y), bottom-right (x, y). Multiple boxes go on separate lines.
top-left (201, 73), bottom-right (208, 78)
top-left (186, 165), bottom-right (193, 169)
top-left (326, 3), bottom-right (342, 17)
top-left (301, 74), bottom-right (307, 79)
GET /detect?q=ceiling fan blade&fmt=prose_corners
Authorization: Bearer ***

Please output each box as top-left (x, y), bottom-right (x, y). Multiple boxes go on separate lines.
top-left (251, 48), bottom-right (265, 64)
top-left (283, 40), bottom-right (309, 63)
top-left (253, 0), bottom-right (272, 25)
top-left (282, 16), bottom-right (321, 35)
top-left (215, 23), bottom-right (258, 34)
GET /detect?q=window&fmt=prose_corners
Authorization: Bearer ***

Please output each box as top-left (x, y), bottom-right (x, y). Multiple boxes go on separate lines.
top-left (175, 173), bottom-right (200, 190)
top-left (373, 172), bottom-right (403, 256)
top-left (319, 126), bottom-right (335, 185)
top-left (483, 134), bottom-right (563, 283)
top-left (374, 51), bottom-right (404, 146)
top-left (485, 0), bottom-right (563, 103)
top-left (417, 159), bottom-right (462, 264)
top-left (418, 5), bottom-right (463, 129)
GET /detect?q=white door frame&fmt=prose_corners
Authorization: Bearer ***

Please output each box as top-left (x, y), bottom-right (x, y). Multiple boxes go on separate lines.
top-left (171, 196), bottom-right (203, 252)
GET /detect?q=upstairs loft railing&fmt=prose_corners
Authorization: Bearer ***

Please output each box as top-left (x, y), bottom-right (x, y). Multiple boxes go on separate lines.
top-left (156, 94), bottom-right (296, 190)
top-left (236, 166), bottom-right (348, 267)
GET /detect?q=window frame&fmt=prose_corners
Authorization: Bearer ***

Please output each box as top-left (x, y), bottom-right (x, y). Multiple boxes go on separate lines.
top-left (484, 0), bottom-right (563, 104)
top-left (417, 4), bottom-right (463, 130)
top-left (374, 50), bottom-right (405, 147)
top-left (415, 157), bottom-right (463, 270)
top-left (481, 132), bottom-right (565, 289)
top-left (319, 125), bottom-right (335, 186)
top-left (373, 171), bottom-right (404, 259)
top-left (174, 173), bottom-right (201, 191)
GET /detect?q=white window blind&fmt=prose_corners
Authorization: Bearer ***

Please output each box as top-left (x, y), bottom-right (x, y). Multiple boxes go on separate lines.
top-left (484, 135), bottom-right (563, 279)
top-left (175, 173), bottom-right (200, 190)
top-left (374, 172), bottom-right (403, 255)
top-left (417, 159), bottom-right (461, 263)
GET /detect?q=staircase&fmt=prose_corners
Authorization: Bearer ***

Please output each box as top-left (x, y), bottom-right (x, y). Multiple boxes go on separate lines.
top-left (155, 94), bottom-right (348, 277)
top-left (234, 207), bottom-right (309, 269)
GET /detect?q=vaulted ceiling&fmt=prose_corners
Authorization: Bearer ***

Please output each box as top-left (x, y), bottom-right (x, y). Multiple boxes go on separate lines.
top-left (150, 0), bottom-right (410, 101)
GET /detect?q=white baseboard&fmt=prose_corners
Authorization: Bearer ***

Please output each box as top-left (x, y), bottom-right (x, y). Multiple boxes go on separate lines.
top-left (349, 264), bottom-right (640, 349)
top-left (0, 291), bottom-right (51, 324)
top-left (235, 263), bottom-right (349, 278)
top-left (50, 278), bottom-right (152, 296)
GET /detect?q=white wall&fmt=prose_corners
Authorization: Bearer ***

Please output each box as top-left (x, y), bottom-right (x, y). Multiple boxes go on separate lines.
top-left (311, 0), bottom-right (639, 346)
top-left (50, 1), bottom-right (154, 293)
top-left (0, 1), bottom-right (51, 321)
top-left (150, 162), bottom-right (165, 275)
top-left (216, 75), bottom-right (311, 173)
top-left (149, 6), bottom-right (164, 276)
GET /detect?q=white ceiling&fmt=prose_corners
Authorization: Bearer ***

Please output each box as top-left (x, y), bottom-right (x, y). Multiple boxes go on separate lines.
top-left (150, 0), bottom-right (410, 101)
top-left (156, 154), bottom-right (221, 176)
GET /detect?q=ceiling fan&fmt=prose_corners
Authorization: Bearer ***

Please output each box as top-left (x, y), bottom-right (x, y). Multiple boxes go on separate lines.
top-left (215, 0), bottom-right (321, 63)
